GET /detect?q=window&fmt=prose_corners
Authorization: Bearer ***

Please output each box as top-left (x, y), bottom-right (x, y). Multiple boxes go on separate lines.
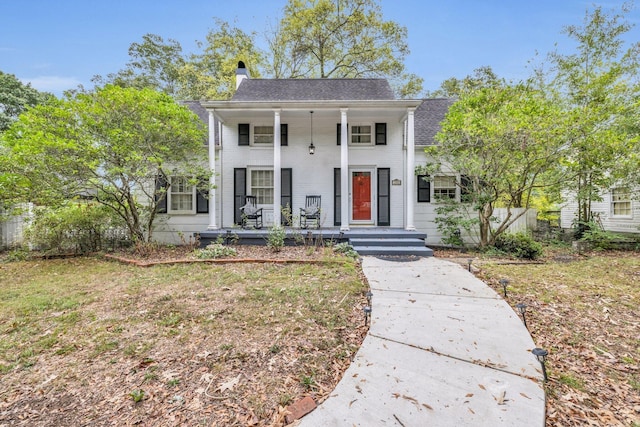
top-left (433, 176), bottom-right (457, 200)
top-left (351, 125), bottom-right (372, 144)
top-left (169, 176), bottom-right (195, 213)
top-left (612, 187), bottom-right (631, 216)
top-left (254, 125), bottom-right (274, 144)
top-left (250, 170), bottom-right (274, 205)
top-left (417, 175), bottom-right (431, 202)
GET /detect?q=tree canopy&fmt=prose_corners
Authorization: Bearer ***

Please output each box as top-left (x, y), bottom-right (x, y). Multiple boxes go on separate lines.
top-left (430, 79), bottom-right (565, 246)
top-left (269, 0), bottom-right (422, 97)
top-left (548, 4), bottom-right (640, 233)
top-left (1, 85), bottom-right (209, 241)
top-left (103, 0), bottom-right (421, 99)
top-left (0, 71), bottom-right (51, 132)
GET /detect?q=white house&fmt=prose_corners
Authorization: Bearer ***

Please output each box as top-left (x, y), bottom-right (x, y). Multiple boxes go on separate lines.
top-left (560, 188), bottom-right (640, 234)
top-left (152, 63), bottom-right (466, 252)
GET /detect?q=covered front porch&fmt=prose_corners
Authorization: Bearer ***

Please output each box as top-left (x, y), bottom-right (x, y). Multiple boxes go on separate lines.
top-left (197, 227), bottom-right (433, 257)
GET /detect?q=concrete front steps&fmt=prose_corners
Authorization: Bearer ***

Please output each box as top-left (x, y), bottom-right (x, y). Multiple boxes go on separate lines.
top-left (349, 233), bottom-right (433, 257)
top-left (197, 228), bottom-right (433, 257)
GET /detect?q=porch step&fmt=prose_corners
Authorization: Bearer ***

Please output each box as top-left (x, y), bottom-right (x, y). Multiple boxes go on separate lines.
top-left (349, 237), bottom-right (433, 257)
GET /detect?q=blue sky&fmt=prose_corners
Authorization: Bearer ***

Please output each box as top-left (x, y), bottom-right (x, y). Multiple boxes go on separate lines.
top-left (2, 1), bottom-right (639, 97)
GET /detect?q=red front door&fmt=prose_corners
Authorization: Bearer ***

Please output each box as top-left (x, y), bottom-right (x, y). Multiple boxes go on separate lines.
top-left (352, 172), bottom-right (371, 221)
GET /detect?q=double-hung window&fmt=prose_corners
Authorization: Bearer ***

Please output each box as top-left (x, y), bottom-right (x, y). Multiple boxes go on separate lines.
top-left (611, 187), bottom-right (632, 217)
top-left (433, 176), bottom-right (457, 200)
top-left (250, 170), bottom-right (274, 205)
top-left (169, 176), bottom-right (196, 213)
top-left (253, 126), bottom-right (274, 144)
top-left (351, 125), bottom-right (372, 144)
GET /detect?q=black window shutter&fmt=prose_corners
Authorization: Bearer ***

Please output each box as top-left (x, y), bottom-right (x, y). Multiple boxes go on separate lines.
top-left (238, 123), bottom-right (250, 146)
top-left (417, 175), bottom-right (431, 203)
top-left (336, 123), bottom-right (341, 145)
top-left (377, 168), bottom-right (390, 226)
top-left (460, 175), bottom-right (472, 202)
top-left (334, 168), bottom-right (341, 226)
top-left (155, 173), bottom-right (168, 213)
top-left (280, 124), bottom-right (288, 146)
top-left (281, 168), bottom-right (292, 225)
top-left (234, 168), bottom-right (247, 224)
top-left (375, 123), bottom-right (387, 145)
top-left (196, 177), bottom-right (209, 214)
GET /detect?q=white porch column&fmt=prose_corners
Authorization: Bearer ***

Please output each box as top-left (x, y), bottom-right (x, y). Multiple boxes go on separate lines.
top-left (273, 110), bottom-right (282, 227)
top-left (207, 111), bottom-right (218, 230)
top-left (406, 108), bottom-right (416, 231)
top-left (340, 108), bottom-right (349, 231)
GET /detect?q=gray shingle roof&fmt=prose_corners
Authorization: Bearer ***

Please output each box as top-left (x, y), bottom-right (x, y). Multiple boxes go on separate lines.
top-left (414, 98), bottom-right (455, 146)
top-left (231, 79), bottom-right (396, 101)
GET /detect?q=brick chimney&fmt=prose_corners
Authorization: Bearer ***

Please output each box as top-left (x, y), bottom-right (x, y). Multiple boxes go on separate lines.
top-left (236, 61), bottom-right (250, 89)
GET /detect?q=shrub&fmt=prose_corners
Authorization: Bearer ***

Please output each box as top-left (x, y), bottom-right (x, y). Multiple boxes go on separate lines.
top-left (24, 202), bottom-right (127, 254)
top-left (491, 232), bottom-right (543, 260)
top-left (333, 242), bottom-right (359, 259)
top-left (194, 243), bottom-right (237, 259)
top-left (579, 225), bottom-right (633, 251)
top-left (266, 225), bottom-right (286, 253)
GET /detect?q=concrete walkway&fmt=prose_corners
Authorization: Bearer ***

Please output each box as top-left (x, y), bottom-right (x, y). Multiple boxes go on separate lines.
top-left (298, 256), bottom-right (546, 426)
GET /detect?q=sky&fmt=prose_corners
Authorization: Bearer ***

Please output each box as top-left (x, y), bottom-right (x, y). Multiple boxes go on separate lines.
top-left (2, 1), bottom-right (639, 97)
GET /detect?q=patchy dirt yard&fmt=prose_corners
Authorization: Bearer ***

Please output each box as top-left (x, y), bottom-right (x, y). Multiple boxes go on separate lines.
top-left (0, 246), bottom-right (368, 426)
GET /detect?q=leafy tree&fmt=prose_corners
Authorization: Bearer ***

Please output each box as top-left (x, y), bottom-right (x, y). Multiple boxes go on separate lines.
top-left (269, 0), bottom-right (423, 97)
top-left (427, 80), bottom-right (565, 247)
top-left (425, 66), bottom-right (500, 98)
top-left (100, 34), bottom-right (186, 97)
top-left (181, 19), bottom-right (266, 100)
top-left (101, 21), bottom-right (265, 100)
top-left (549, 4), bottom-right (640, 235)
top-left (1, 85), bottom-right (209, 242)
top-left (0, 70), bottom-right (51, 131)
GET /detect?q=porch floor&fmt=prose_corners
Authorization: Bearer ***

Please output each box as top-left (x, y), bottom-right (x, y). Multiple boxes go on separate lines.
top-left (197, 227), bottom-right (433, 257)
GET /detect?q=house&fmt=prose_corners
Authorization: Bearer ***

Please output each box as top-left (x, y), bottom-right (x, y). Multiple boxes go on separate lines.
top-left (560, 188), bottom-right (640, 234)
top-left (152, 63), bottom-right (467, 253)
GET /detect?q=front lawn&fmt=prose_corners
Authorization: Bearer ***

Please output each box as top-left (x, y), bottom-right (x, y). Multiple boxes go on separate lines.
top-left (0, 252), bottom-right (367, 426)
top-left (476, 250), bottom-right (640, 426)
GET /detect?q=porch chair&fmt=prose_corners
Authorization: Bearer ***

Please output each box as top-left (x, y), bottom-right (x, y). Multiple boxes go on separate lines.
top-left (300, 195), bottom-right (321, 229)
top-left (240, 195), bottom-right (263, 229)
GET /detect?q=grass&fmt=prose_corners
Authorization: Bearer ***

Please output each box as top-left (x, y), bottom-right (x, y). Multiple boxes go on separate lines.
top-left (0, 254), bottom-right (366, 425)
top-left (478, 249), bottom-right (640, 426)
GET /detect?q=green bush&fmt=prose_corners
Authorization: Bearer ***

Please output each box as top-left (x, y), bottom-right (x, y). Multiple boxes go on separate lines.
top-left (491, 232), bottom-right (543, 260)
top-left (579, 224), bottom-right (633, 250)
top-left (332, 242), bottom-right (359, 259)
top-left (194, 243), bottom-right (237, 259)
top-left (266, 225), bottom-right (286, 253)
top-left (25, 202), bottom-right (127, 254)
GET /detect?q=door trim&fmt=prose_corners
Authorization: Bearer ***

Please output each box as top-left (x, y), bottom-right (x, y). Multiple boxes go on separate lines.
top-left (349, 167), bottom-right (375, 225)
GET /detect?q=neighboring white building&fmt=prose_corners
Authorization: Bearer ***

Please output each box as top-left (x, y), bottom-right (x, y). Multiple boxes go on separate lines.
top-left (151, 63), bottom-right (465, 246)
top-left (560, 187), bottom-right (640, 234)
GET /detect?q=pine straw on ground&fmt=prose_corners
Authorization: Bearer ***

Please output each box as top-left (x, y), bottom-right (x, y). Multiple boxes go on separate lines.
top-left (447, 248), bottom-right (640, 427)
top-left (0, 245), bottom-right (368, 426)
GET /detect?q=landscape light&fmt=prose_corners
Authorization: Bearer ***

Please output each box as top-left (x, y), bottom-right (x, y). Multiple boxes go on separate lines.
top-left (532, 347), bottom-right (549, 381)
top-left (516, 303), bottom-right (528, 329)
top-left (499, 279), bottom-right (509, 298)
top-left (363, 306), bottom-right (372, 326)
